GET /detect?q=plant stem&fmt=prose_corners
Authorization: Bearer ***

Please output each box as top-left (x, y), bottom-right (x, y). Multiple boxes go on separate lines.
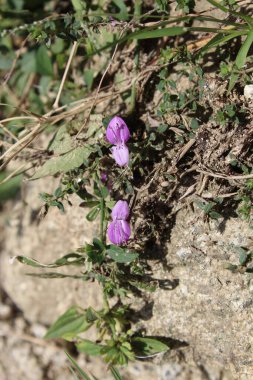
top-left (103, 292), bottom-right (110, 312)
top-left (100, 197), bottom-right (105, 243)
top-left (130, 0), bottom-right (142, 112)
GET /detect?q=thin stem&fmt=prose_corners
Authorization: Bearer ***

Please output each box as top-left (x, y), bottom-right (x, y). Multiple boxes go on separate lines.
top-left (53, 41), bottom-right (78, 109)
top-left (100, 198), bottom-right (105, 243)
top-left (130, 0), bottom-right (142, 112)
top-left (103, 292), bottom-right (110, 312)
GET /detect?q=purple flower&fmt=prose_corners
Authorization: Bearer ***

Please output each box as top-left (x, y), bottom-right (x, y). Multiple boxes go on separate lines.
top-left (111, 200), bottom-right (130, 220)
top-left (101, 172), bottom-right (108, 183)
top-left (107, 200), bottom-right (131, 245)
top-left (111, 144), bottom-right (129, 167)
top-left (107, 220), bottom-right (131, 245)
top-left (106, 116), bottom-right (130, 145)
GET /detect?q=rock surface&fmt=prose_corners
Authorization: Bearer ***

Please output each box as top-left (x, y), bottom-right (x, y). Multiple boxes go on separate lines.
top-left (143, 207), bottom-right (253, 380)
top-left (1, 175), bottom-right (253, 379)
top-left (0, 177), bottom-right (102, 325)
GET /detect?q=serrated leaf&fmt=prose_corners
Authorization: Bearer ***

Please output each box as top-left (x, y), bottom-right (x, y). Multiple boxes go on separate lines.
top-left (45, 306), bottom-right (91, 340)
top-left (14, 252), bottom-right (84, 268)
top-left (106, 246), bottom-right (139, 263)
top-left (77, 340), bottom-right (104, 356)
top-left (32, 146), bottom-right (94, 179)
top-left (131, 337), bottom-right (169, 356)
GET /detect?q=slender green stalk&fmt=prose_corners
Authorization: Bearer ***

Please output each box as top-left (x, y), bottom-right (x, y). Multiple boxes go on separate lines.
top-left (100, 197), bottom-right (105, 243)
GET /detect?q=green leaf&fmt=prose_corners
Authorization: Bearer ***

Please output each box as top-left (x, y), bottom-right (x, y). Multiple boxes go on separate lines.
top-left (86, 205), bottom-right (100, 221)
top-left (54, 187), bottom-right (63, 197)
top-left (49, 126), bottom-right (73, 154)
top-left (71, 0), bottom-right (86, 12)
top-left (131, 337), bottom-right (169, 357)
top-left (106, 246), bottom-right (139, 263)
top-left (195, 31), bottom-right (246, 59)
top-left (45, 306), bottom-right (91, 340)
top-left (83, 114), bottom-right (103, 140)
top-left (51, 38), bottom-right (65, 54)
top-left (0, 173), bottom-right (21, 202)
top-left (77, 340), bottom-right (103, 356)
top-left (32, 146), bottom-right (94, 179)
top-left (110, 367), bottom-right (123, 380)
top-left (36, 45), bottom-right (54, 76)
top-left (14, 253), bottom-right (84, 268)
top-left (239, 251), bottom-right (248, 265)
top-left (128, 27), bottom-right (186, 40)
top-left (20, 51), bottom-right (37, 73)
top-left (228, 29), bottom-right (253, 91)
top-left (0, 50), bottom-right (15, 70)
top-left (209, 211), bottom-right (222, 219)
top-left (65, 352), bottom-right (92, 380)
top-left (93, 238), bottom-right (105, 252)
top-left (26, 272), bottom-right (84, 279)
top-left (129, 280), bottom-right (157, 292)
top-left (112, 0), bottom-right (129, 21)
top-left (79, 200), bottom-right (100, 208)
top-left (84, 69), bottom-right (94, 91)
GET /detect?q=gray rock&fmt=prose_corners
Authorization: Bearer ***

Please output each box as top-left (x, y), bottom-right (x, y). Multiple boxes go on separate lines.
top-left (0, 177), bottom-right (103, 326)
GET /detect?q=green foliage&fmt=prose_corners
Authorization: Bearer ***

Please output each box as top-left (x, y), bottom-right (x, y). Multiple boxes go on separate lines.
top-left (32, 146), bottom-right (96, 179)
top-left (45, 306), bottom-right (91, 340)
top-left (175, 0), bottom-right (195, 13)
top-left (131, 337), bottom-right (169, 357)
top-left (0, 172), bottom-right (21, 202)
top-left (66, 352), bottom-right (124, 380)
top-left (195, 199), bottom-right (223, 220)
top-left (14, 252), bottom-right (85, 268)
top-left (225, 246), bottom-right (253, 274)
top-left (106, 246), bottom-right (139, 263)
top-left (228, 30), bottom-right (253, 91)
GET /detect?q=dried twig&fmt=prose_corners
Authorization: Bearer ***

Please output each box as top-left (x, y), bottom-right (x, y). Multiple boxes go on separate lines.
top-left (197, 169), bottom-right (253, 180)
top-left (76, 27), bottom-right (127, 138)
top-left (53, 41), bottom-right (78, 109)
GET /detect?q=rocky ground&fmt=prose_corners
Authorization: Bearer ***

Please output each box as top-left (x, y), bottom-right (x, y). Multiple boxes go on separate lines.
top-left (1, 175), bottom-right (253, 380)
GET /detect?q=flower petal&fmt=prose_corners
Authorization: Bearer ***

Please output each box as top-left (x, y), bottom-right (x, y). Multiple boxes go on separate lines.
top-left (106, 116), bottom-right (130, 144)
top-left (111, 200), bottom-right (130, 220)
top-left (107, 220), bottom-right (131, 245)
top-left (111, 144), bottom-right (129, 167)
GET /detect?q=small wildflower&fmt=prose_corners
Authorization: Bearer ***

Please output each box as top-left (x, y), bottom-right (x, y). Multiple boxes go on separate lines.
top-left (101, 172), bottom-right (108, 184)
top-left (111, 200), bottom-right (130, 220)
top-left (111, 144), bottom-right (129, 167)
top-left (107, 219), bottom-right (131, 245)
top-left (106, 116), bottom-right (130, 145)
top-left (106, 116), bottom-right (130, 167)
top-left (107, 200), bottom-right (131, 245)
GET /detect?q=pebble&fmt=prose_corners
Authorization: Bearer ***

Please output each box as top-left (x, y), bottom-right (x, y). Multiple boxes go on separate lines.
top-left (244, 84), bottom-right (253, 100)
top-left (0, 303), bottom-right (12, 320)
